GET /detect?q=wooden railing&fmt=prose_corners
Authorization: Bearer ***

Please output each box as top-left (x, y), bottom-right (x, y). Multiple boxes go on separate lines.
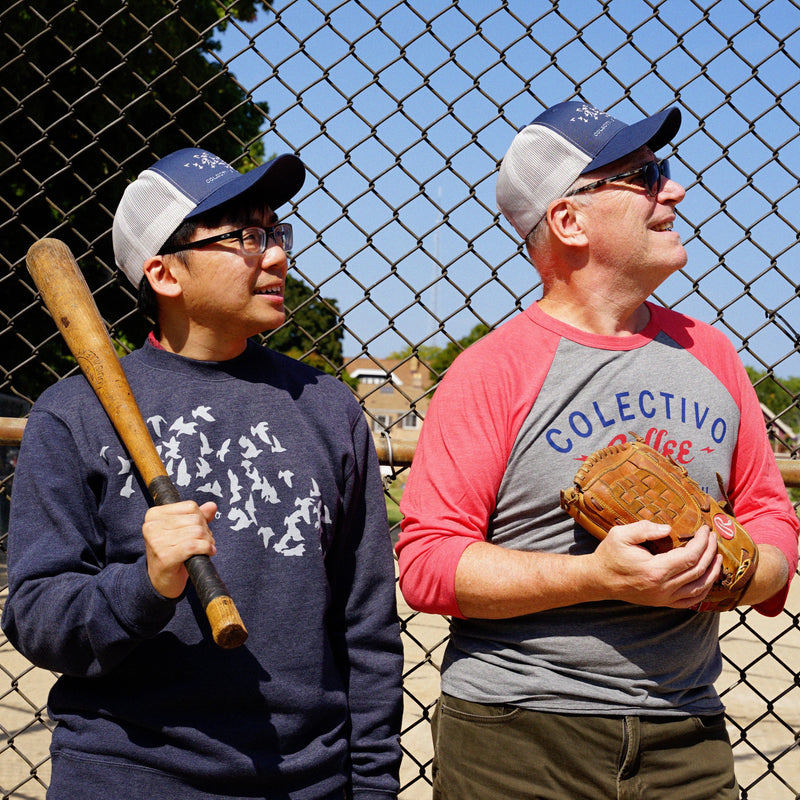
top-left (3, 416), bottom-right (800, 487)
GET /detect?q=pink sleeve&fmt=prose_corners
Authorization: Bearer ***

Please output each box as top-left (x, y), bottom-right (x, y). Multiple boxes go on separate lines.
top-left (396, 315), bottom-right (556, 617)
top-left (660, 308), bottom-right (800, 615)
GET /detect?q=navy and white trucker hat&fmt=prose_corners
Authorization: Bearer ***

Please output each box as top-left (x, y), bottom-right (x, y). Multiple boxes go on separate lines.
top-left (112, 148), bottom-right (306, 287)
top-left (496, 101), bottom-right (681, 240)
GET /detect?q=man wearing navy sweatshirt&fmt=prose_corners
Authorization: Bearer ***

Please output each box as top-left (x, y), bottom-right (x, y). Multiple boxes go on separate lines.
top-left (2, 148), bottom-right (403, 799)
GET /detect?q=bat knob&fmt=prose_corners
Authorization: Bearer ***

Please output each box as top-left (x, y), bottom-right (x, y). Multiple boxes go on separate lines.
top-left (206, 596), bottom-right (249, 649)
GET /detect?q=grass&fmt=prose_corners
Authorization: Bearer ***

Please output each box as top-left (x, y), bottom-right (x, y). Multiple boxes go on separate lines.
top-left (385, 482), bottom-right (405, 529)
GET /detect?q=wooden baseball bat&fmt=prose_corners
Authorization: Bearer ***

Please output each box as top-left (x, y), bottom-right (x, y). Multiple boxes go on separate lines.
top-left (0, 417), bottom-right (27, 447)
top-left (25, 238), bottom-right (247, 649)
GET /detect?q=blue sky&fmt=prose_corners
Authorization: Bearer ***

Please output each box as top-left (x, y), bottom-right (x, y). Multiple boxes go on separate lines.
top-left (214, 0), bottom-right (800, 376)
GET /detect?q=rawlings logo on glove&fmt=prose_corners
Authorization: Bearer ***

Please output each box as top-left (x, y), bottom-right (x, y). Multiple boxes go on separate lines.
top-left (560, 435), bottom-right (758, 612)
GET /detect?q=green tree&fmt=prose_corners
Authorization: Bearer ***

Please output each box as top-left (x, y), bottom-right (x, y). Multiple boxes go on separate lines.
top-left (745, 367), bottom-right (800, 436)
top-left (267, 275), bottom-right (351, 382)
top-left (1, 0), bottom-right (344, 400)
top-left (389, 323), bottom-right (490, 383)
top-left (427, 324), bottom-right (491, 377)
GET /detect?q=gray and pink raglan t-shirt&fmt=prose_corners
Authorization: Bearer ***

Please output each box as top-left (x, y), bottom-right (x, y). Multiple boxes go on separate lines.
top-left (397, 301), bottom-right (799, 716)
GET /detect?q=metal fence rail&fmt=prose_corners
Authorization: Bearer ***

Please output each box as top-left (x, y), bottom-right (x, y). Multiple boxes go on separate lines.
top-left (1, 1), bottom-right (800, 797)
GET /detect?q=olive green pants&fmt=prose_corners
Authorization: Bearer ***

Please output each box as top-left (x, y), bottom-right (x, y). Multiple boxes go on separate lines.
top-left (431, 693), bottom-right (739, 800)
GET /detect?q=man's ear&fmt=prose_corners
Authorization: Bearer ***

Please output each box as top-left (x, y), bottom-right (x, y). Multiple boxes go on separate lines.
top-left (142, 254), bottom-right (182, 299)
top-left (546, 197), bottom-right (589, 248)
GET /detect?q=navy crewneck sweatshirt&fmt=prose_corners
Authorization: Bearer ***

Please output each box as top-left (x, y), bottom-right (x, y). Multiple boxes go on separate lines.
top-left (3, 339), bottom-right (402, 799)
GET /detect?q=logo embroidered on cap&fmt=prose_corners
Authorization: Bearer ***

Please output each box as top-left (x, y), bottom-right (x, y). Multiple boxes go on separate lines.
top-left (184, 152), bottom-right (229, 171)
top-left (571, 104), bottom-right (613, 124)
top-left (571, 104), bottom-right (616, 136)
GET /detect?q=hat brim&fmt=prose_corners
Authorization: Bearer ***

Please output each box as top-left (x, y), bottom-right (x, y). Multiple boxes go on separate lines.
top-left (582, 107), bottom-right (681, 174)
top-left (186, 153), bottom-right (306, 219)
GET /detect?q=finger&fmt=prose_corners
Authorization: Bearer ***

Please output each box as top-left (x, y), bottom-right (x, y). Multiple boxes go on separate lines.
top-left (199, 501), bottom-right (218, 525)
top-left (677, 524), bottom-right (712, 559)
top-left (670, 554), bottom-right (723, 607)
top-left (645, 529), bottom-right (717, 597)
top-left (613, 520), bottom-right (673, 545)
top-left (145, 501), bottom-right (213, 531)
top-left (146, 499), bottom-right (203, 518)
top-left (143, 496), bottom-right (214, 543)
top-left (663, 529), bottom-right (722, 603)
top-left (688, 527), bottom-right (722, 581)
top-left (696, 526), bottom-right (720, 571)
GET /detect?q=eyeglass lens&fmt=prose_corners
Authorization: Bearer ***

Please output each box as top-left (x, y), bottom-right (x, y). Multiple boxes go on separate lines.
top-left (241, 224), bottom-right (293, 253)
top-left (645, 160), bottom-right (670, 195)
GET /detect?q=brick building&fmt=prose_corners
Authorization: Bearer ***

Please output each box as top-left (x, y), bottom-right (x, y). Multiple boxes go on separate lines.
top-left (345, 356), bottom-right (433, 449)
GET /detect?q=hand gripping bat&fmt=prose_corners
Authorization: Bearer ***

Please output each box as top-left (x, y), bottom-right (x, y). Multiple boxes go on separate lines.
top-left (26, 238), bottom-right (247, 649)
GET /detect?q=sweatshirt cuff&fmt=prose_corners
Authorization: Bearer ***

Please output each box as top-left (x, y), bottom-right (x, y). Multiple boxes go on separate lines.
top-left (103, 556), bottom-right (178, 638)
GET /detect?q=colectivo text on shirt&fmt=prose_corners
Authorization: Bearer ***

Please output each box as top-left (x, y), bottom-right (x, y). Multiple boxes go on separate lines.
top-left (545, 389), bottom-right (727, 463)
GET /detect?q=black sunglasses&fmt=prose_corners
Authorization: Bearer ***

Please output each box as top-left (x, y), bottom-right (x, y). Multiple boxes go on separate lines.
top-left (564, 159), bottom-right (671, 198)
top-left (160, 223), bottom-right (293, 256)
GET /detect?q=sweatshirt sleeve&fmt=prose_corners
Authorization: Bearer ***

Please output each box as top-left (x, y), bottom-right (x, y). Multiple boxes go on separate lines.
top-left (326, 407), bottom-right (403, 798)
top-left (1, 405), bottom-right (177, 676)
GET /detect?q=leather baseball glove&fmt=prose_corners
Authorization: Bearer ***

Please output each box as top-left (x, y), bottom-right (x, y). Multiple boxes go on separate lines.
top-left (560, 436), bottom-right (758, 612)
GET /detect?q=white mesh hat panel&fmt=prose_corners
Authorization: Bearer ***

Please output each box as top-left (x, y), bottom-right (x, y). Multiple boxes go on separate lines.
top-left (496, 125), bottom-right (591, 240)
top-left (112, 169), bottom-right (196, 287)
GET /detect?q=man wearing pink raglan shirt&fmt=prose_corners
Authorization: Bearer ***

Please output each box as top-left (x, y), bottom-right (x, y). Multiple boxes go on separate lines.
top-left (396, 100), bottom-right (799, 800)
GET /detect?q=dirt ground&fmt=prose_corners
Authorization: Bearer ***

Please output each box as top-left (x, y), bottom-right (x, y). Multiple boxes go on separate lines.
top-left (0, 580), bottom-right (797, 799)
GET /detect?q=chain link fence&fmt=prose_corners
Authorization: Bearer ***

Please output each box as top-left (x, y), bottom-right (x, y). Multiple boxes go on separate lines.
top-left (2, 1), bottom-right (800, 797)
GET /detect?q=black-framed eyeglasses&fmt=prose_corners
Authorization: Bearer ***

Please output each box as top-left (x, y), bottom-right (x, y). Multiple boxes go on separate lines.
top-left (564, 159), bottom-right (671, 198)
top-left (160, 223), bottom-right (293, 256)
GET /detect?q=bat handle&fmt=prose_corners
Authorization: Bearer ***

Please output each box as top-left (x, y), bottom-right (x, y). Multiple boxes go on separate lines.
top-left (148, 475), bottom-right (248, 649)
